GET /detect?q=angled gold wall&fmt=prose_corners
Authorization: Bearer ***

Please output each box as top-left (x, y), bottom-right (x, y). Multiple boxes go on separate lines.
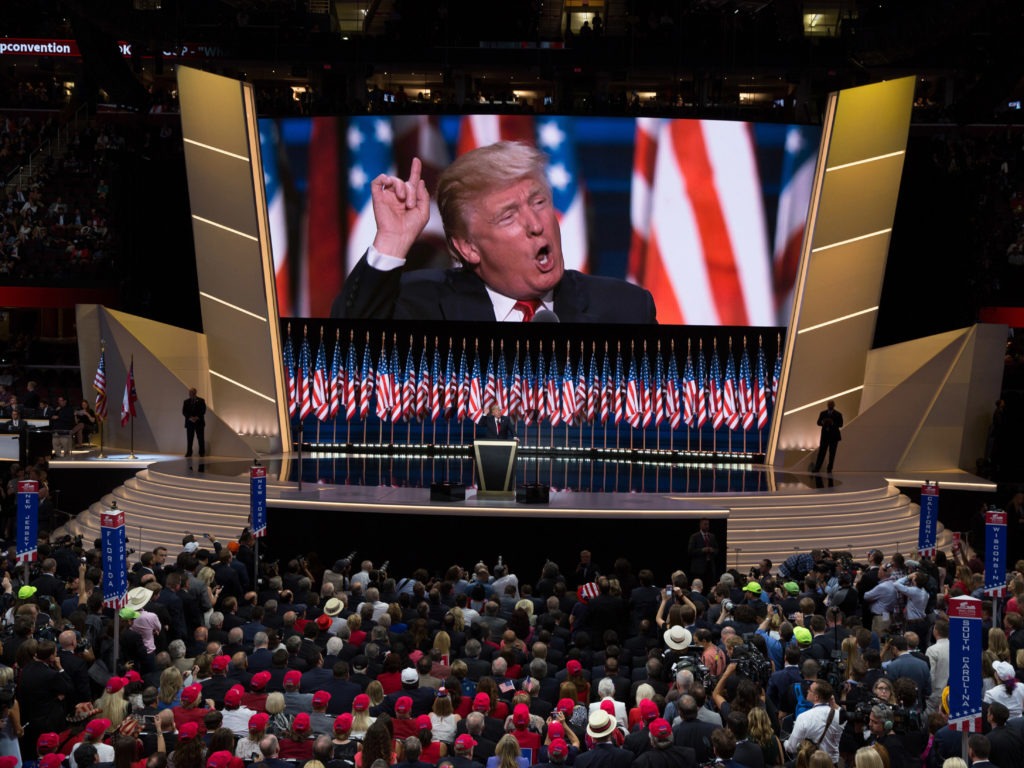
top-left (770, 77), bottom-right (916, 465)
top-left (177, 67), bottom-right (289, 454)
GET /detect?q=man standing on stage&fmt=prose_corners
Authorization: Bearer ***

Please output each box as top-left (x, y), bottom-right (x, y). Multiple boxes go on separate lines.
top-left (687, 518), bottom-right (718, 584)
top-left (810, 400), bottom-right (843, 473)
top-left (477, 404), bottom-right (516, 440)
top-left (183, 387), bottom-right (207, 458)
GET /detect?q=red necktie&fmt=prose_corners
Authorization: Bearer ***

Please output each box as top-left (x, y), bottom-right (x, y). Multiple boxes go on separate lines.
top-left (513, 299), bottom-right (542, 322)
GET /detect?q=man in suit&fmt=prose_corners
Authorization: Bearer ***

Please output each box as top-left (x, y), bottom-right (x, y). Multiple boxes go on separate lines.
top-left (967, 733), bottom-right (996, 767)
top-left (810, 400), bottom-right (843, 473)
top-left (686, 519), bottom-right (718, 584)
top-left (575, 710), bottom-right (635, 768)
top-left (17, 640), bottom-right (75, 759)
top-left (182, 387), bottom-right (206, 457)
top-left (333, 142), bottom-right (657, 324)
top-left (478, 404), bottom-right (517, 440)
top-left (5, 409), bottom-right (24, 433)
top-left (985, 703), bottom-right (1024, 768)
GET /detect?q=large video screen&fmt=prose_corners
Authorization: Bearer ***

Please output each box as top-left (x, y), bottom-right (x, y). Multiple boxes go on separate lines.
top-left (258, 115), bottom-right (821, 326)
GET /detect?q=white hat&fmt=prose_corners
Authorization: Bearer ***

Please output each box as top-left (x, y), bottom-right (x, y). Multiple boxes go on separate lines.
top-left (586, 710), bottom-right (617, 739)
top-left (324, 597), bottom-right (345, 617)
top-left (993, 661), bottom-right (1016, 681)
top-left (401, 668), bottom-right (419, 685)
top-left (663, 625), bottom-right (692, 651)
top-left (126, 586), bottom-right (152, 612)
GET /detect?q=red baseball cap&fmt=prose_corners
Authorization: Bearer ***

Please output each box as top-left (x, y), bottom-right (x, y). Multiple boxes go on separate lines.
top-left (125, 670), bottom-right (143, 684)
top-left (313, 690), bottom-right (332, 708)
top-left (211, 655), bottom-right (231, 672)
top-left (353, 693), bottom-right (370, 711)
top-left (334, 713), bottom-right (353, 733)
top-left (181, 684), bottom-right (203, 705)
top-left (455, 735), bottom-right (477, 751)
top-left (0, 757), bottom-right (19, 768)
top-left (250, 671), bottom-right (271, 691)
top-left (178, 722), bottom-right (200, 741)
top-left (548, 739), bottom-right (569, 758)
top-left (415, 715), bottom-right (432, 731)
top-left (224, 685), bottom-right (244, 707)
top-left (316, 614), bottom-right (332, 631)
top-left (638, 699), bottom-right (659, 722)
top-left (555, 698), bottom-right (575, 715)
top-left (395, 696), bottom-right (414, 714)
top-left (85, 718), bottom-right (111, 739)
top-left (248, 713), bottom-right (269, 732)
top-left (105, 677), bottom-right (126, 694)
top-left (649, 718), bottom-right (672, 739)
top-left (565, 660), bottom-right (582, 675)
top-left (36, 733), bottom-right (60, 753)
top-left (39, 755), bottom-right (65, 768)
top-left (513, 704), bottom-right (530, 727)
top-left (547, 721), bottom-right (565, 740)
top-left (292, 713), bottom-right (311, 733)
top-left (207, 751), bottom-right (234, 768)
top-left (472, 692), bottom-right (491, 712)
top-left (284, 670), bottom-right (302, 687)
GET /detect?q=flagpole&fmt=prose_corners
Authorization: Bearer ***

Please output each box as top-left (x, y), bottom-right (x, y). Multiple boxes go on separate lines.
top-left (128, 355), bottom-right (136, 459)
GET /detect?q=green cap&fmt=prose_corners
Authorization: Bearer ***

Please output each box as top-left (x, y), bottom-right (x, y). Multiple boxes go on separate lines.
top-left (793, 626), bottom-right (812, 646)
top-left (783, 581), bottom-right (800, 595)
top-left (17, 585), bottom-right (37, 600)
top-left (119, 607), bottom-right (139, 620)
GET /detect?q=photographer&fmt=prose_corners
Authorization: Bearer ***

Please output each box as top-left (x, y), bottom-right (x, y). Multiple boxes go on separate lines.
top-left (865, 704), bottom-right (914, 768)
top-left (783, 680), bottom-right (845, 766)
top-left (16, 639), bottom-right (73, 758)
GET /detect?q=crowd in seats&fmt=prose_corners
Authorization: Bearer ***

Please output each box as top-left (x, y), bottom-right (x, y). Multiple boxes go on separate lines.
top-left (1, 532), bottom-right (1023, 768)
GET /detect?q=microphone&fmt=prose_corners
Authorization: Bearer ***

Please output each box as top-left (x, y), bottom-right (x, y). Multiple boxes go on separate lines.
top-left (531, 309), bottom-right (560, 323)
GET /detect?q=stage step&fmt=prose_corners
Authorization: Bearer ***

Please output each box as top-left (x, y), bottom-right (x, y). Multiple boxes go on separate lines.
top-left (62, 460), bottom-right (947, 577)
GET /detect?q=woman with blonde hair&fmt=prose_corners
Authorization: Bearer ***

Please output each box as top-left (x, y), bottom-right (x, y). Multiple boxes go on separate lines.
top-left (988, 627), bottom-right (1011, 662)
top-left (348, 613), bottom-right (366, 647)
top-left (748, 707), bottom-right (784, 767)
top-left (854, 747), bottom-right (884, 768)
top-left (627, 684), bottom-right (655, 731)
top-left (95, 675), bottom-right (131, 729)
top-left (365, 680), bottom-right (385, 708)
top-left (157, 667), bottom-right (183, 710)
top-left (486, 734), bottom-right (528, 768)
top-left (350, 693), bottom-right (375, 741)
top-left (264, 692), bottom-right (290, 735)
top-left (941, 760), bottom-right (967, 768)
top-left (447, 607), bottom-right (465, 633)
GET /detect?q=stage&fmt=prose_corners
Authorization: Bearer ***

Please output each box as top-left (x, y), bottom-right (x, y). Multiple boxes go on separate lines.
top-left (49, 450), bottom-right (996, 579)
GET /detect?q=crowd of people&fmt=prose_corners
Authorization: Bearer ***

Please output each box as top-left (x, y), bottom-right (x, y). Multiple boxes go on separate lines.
top-left (0, 533), bottom-right (1021, 768)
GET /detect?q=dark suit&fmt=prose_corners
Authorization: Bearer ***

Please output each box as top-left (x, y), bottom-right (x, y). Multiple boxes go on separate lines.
top-left (810, 407), bottom-right (843, 472)
top-left (182, 395), bottom-right (207, 457)
top-left (17, 659), bottom-right (75, 757)
top-left (478, 413), bottom-right (517, 440)
top-left (333, 256), bottom-right (657, 324)
top-left (686, 529), bottom-right (719, 582)
top-left (987, 725), bottom-right (1024, 768)
top-left (574, 744), bottom-right (635, 768)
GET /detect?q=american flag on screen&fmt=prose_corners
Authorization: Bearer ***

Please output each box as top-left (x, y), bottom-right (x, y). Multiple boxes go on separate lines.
top-left (666, 350), bottom-right (681, 430)
top-left (484, 353), bottom-right (497, 412)
top-left (628, 120), bottom-right (774, 326)
top-left (395, 346), bottom-right (409, 422)
top-left (443, 346), bottom-right (456, 419)
top-left (587, 350), bottom-right (599, 424)
top-left (640, 351), bottom-right (654, 429)
top-left (496, 351), bottom-right (508, 413)
top-left (259, 121), bottom-right (292, 316)
top-left (695, 347), bottom-right (708, 430)
top-left (600, 352), bottom-right (612, 425)
top-left (709, 348), bottom-right (724, 431)
top-left (534, 349), bottom-right (547, 425)
top-left (653, 349), bottom-right (666, 428)
top-left (305, 118), bottom-right (344, 317)
top-left (683, 350), bottom-right (697, 429)
top-left (772, 344), bottom-right (782, 406)
top-left (346, 117), bottom-right (396, 276)
top-left (614, 347), bottom-right (625, 426)
top-left (393, 115), bottom-right (450, 247)
top-left (457, 115), bottom-right (589, 272)
top-left (522, 352), bottom-right (534, 426)
top-left (774, 126), bottom-right (818, 319)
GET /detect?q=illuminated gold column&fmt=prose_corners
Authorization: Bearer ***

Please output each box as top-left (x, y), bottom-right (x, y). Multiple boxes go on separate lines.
top-left (769, 77), bottom-right (915, 468)
top-left (177, 67), bottom-right (289, 454)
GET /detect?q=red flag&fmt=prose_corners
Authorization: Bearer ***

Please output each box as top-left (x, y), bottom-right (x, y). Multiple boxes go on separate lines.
top-left (120, 360), bottom-right (138, 427)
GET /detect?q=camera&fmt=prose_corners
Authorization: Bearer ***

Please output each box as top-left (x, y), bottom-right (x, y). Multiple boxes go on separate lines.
top-left (722, 600), bottom-right (734, 613)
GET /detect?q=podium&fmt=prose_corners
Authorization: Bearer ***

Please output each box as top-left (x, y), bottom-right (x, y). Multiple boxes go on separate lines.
top-left (473, 439), bottom-right (517, 497)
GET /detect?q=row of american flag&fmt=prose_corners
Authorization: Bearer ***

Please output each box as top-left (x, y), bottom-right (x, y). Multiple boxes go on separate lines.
top-left (92, 350), bottom-right (139, 428)
top-left (283, 329), bottom-right (782, 433)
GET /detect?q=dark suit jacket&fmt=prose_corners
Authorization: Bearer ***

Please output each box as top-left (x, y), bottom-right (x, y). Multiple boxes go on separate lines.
top-left (816, 408), bottom-right (843, 444)
top-left (333, 256), bottom-right (657, 324)
top-left (573, 743), bottom-right (635, 768)
top-left (478, 414), bottom-right (517, 440)
top-left (183, 396), bottom-right (206, 427)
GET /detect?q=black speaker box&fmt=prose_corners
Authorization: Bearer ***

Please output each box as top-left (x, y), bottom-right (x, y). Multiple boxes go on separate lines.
top-left (430, 482), bottom-right (466, 501)
top-left (516, 483), bottom-right (550, 504)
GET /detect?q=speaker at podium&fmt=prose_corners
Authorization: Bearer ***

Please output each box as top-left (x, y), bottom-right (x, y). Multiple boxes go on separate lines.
top-left (473, 439), bottom-right (517, 497)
